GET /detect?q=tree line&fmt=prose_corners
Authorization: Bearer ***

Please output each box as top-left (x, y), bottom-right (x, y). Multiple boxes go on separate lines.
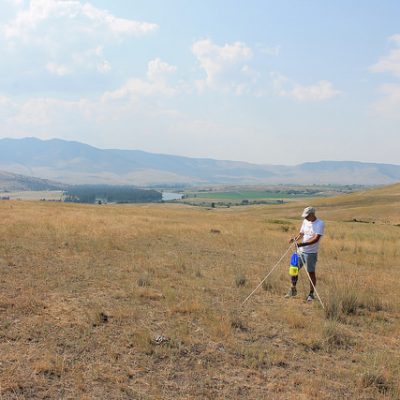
top-left (64, 185), bottom-right (162, 204)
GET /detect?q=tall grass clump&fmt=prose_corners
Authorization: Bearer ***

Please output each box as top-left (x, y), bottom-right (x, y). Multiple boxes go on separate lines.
top-left (322, 321), bottom-right (354, 351)
top-left (324, 279), bottom-right (360, 320)
top-left (235, 274), bottom-right (247, 287)
top-left (324, 278), bottom-right (388, 320)
top-left (137, 275), bottom-right (151, 287)
top-left (357, 291), bottom-right (387, 312)
top-left (360, 371), bottom-right (392, 395)
top-left (359, 350), bottom-right (400, 397)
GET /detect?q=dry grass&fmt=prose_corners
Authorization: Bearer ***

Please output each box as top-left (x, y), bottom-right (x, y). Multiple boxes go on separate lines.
top-left (0, 184), bottom-right (399, 399)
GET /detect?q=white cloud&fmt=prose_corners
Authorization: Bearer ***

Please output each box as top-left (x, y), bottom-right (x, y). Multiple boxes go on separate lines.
top-left (72, 46), bottom-right (111, 74)
top-left (258, 44), bottom-right (281, 56)
top-left (290, 81), bottom-right (341, 101)
top-left (98, 60), bottom-right (111, 74)
top-left (370, 34), bottom-right (400, 77)
top-left (81, 3), bottom-right (157, 37)
top-left (9, 97), bottom-right (92, 126)
top-left (3, 0), bottom-right (158, 40)
top-left (6, 0), bottom-right (25, 7)
top-left (147, 58), bottom-right (177, 83)
top-left (41, 46), bottom-right (112, 75)
top-left (1, 56), bottom-right (178, 133)
top-left (0, 94), bottom-right (13, 106)
top-left (102, 80), bottom-right (163, 101)
top-left (191, 38), bottom-right (254, 93)
top-left (271, 72), bottom-right (341, 101)
top-left (102, 58), bottom-right (177, 101)
top-left (1, 0), bottom-right (158, 75)
top-left (46, 62), bottom-right (71, 76)
top-left (370, 34), bottom-right (400, 118)
top-left (0, 94), bottom-right (17, 121)
top-left (372, 83), bottom-right (400, 119)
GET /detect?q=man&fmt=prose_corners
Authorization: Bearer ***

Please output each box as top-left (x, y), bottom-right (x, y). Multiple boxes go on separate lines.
top-left (286, 206), bottom-right (325, 301)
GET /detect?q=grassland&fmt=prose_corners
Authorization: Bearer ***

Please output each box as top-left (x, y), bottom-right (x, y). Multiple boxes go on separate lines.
top-left (0, 184), bottom-right (399, 399)
top-left (186, 190), bottom-right (308, 200)
top-left (1, 190), bottom-right (64, 201)
top-left (180, 185), bottom-right (363, 206)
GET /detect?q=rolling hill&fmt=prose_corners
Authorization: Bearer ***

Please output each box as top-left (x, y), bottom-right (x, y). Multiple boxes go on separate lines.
top-left (0, 170), bottom-right (66, 192)
top-left (266, 182), bottom-right (400, 225)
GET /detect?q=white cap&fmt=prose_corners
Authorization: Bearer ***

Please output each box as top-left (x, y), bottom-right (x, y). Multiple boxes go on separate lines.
top-left (302, 206), bottom-right (316, 218)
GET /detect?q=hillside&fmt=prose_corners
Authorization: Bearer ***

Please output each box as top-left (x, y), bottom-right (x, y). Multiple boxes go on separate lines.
top-left (0, 170), bottom-right (66, 192)
top-left (1, 137), bottom-right (399, 185)
top-left (273, 182), bottom-right (400, 225)
top-left (314, 182), bottom-right (400, 224)
top-left (0, 184), bottom-right (399, 399)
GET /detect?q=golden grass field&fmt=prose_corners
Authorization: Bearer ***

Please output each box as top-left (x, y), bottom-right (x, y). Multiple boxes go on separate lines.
top-left (0, 184), bottom-right (399, 399)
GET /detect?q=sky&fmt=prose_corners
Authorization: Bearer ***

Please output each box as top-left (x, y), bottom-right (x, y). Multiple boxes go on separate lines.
top-left (0, 0), bottom-right (399, 165)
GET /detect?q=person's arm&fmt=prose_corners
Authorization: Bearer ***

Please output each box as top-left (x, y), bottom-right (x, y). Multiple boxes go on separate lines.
top-left (289, 232), bottom-right (304, 243)
top-left (297, 233), bottom-right (322, 247)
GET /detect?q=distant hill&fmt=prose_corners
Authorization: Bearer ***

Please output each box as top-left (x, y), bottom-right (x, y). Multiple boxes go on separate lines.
top-left (0, 170), bottom-right (66, 192)
top-left (276, 182), bottom-right (400, 225)
top-left (315, 182), bottom-right (400, 224)
top-left (0, 137), bottom-right (399, 186)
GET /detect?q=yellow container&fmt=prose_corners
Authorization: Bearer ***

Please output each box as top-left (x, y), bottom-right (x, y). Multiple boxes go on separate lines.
top-left (289, 265), bottom-right (299, 277)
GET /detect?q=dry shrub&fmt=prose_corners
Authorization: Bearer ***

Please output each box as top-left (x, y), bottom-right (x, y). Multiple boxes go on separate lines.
top-left (324, 293), bottom-right (342, 320)
top-left (230, 315), bottom-right (248, 332)
top-left (33, 354), bottom-right (66, 379)
top-left (341, 291), bottom-right (359, 315)
top-left (208, 315), bottom-right (232, 341)
top-left (261, 279), bottom-right (274, 292)
top-left (133, 329), bottom-right (154, 356)
top-left (137, 275), bottom-right (150, 287)
top-left (11, 292), bottom-right (46, 315)
top-left (235, 274), bottom-right (246, 287)
top-left (270, 355), bottom-right (289, 369)
top-left (238, 346), bottom-right (270, 370)
top-left (360, 371), bottom-right (392, 394)
top-left (85, 309), bottom-right (110, 327)
top-left (359, 350), bottom-right (400, 398)
top-left (325, 279), bottom-right (388, 320)
top-left (112, 306), bottom-right (138, 326)
top-left (324, 280), bottom-right (360, 320)
top-left (358, 292), bottom-right (387, 312)
top-left (283, 309), bottom-right (306, 329)
top-left (195, 269), bottom-right (203, 278)
top-left (323, 321), bottom-right (354, 351)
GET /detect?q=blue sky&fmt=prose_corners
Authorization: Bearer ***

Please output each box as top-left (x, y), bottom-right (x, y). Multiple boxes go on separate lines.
top-left (0, 0), bottom-right (399, 165)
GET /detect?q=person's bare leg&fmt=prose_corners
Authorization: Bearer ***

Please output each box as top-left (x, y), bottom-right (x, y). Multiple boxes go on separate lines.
top-left (309, 272), bottom-right (316, 292)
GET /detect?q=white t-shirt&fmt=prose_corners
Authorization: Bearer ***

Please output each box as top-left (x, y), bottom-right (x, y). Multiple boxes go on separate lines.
top-left (300, 218), bottom-right (325, 253)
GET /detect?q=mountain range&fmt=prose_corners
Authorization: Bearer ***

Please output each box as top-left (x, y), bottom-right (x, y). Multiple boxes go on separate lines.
top-left (0, 137), bottom-right (399, 186)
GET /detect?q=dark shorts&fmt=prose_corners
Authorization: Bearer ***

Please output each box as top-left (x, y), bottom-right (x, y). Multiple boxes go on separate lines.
top-left (298, 252), bottom-right (318, 273)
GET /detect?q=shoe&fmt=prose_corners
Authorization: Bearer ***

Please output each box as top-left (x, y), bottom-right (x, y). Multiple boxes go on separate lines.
top-left (284, 287), bottom-right (297, 298)
top-left (306, 292), bottom-right (315, 302)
